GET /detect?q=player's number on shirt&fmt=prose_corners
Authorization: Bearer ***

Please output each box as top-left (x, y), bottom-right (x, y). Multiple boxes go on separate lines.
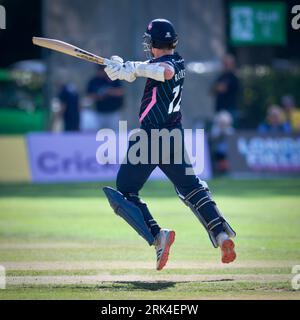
top-left (168, 85), bottom-right (182, 114)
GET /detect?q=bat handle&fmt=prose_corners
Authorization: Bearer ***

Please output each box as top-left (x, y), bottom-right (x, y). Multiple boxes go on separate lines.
top-left (102, 58), bottom-right (113, 66)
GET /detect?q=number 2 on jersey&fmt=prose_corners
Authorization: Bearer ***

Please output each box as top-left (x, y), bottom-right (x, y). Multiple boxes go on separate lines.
top-left (168, 85), bottom-right (182, 114)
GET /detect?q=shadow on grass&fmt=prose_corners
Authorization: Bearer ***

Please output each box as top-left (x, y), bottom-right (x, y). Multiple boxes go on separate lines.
top-left (0, 179), bottom-right (300, 198)
top-left (93, 279), bottom-right (234, 292)
top-left (93, 281), bottom-right (176, 292)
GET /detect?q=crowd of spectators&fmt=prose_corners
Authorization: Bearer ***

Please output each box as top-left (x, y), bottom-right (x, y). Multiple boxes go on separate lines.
top-left (55, 65), bottom-right (124, 132)
top-left (54, 54), bottom-right (299, 175)
top-left (209, 54), bottom-right (300, 174)
top-left (257, 95), bottom-right (300, 134)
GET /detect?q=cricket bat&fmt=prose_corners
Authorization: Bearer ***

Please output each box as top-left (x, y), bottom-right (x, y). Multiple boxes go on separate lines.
top-left (32, 37), bottom-right (111, 66)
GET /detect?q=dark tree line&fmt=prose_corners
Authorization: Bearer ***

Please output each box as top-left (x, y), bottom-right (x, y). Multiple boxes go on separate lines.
top-left (0, 0), bottom-right (42, 67)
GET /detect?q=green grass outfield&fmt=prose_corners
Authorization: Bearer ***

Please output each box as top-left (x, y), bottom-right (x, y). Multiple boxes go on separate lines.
top-left (0, 179), bottom-right (300, 300)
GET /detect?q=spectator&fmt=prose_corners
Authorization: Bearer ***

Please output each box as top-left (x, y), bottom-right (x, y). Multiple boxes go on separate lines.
top-left (57, 83), bottom-right (80, 132)
top-left (258, 105), bottom-right (291, 134)
top-left (87, 65), bottom-right (124, 131)
top-left (211, 54), bottom-right (240, 122)
top-left (281, 95), bottom-right (300, 133)
top-left (210, 110), bottom-right (235, 174)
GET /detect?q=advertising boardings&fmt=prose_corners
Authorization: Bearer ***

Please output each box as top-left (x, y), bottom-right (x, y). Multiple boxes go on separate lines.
top-left (228, 132), bottom-right (300, 176)
top-left (27, 133), bottom-right (212, 183)
top-left (27, 133), bottom-right (119, 183)
top-left (0, 136), bottom-right (31, 182)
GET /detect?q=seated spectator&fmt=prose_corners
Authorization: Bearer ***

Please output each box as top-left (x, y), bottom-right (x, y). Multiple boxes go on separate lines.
top-left (281, 95), bottom-right (300, 133)
top-left (258, 105), bottom-right (291, 134)
top-left (210, 110), bottom-right (235, 174)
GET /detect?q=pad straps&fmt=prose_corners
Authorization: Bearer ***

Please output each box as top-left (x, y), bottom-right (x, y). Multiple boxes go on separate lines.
top-left (176, 187), bottom-right (236, 248)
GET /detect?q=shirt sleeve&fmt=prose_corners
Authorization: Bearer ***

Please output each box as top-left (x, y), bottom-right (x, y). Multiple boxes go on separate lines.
top-left (164, 61), bottom-right (174, 67)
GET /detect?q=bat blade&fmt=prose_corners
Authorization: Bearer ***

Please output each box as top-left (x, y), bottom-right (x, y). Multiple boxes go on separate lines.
top-left (32, 37), bottom-right (110, 65)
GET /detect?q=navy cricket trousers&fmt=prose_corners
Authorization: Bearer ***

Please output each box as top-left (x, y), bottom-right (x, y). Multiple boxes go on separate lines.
top-left (116, 128), bottom-right (202, 197)
top-left (116, 127), bottom-right (227, 242)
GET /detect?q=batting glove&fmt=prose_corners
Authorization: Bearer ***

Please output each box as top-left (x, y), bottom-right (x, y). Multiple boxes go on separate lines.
top-left (104, 56), bottom-right (124, 81)
top-left (118, 61), bottom-right (137, 83)
top-left (105, 58), bottom-right (137, 83)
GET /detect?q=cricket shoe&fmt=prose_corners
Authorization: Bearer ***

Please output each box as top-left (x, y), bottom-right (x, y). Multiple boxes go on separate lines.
top-left (154, 229), bottom-right (175, 271)
top-left (221, 239), bottom-right (236, 264)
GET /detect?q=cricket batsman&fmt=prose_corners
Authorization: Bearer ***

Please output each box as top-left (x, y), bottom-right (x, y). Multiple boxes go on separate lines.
top-left (103, 19), bottom-right (236, 270)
